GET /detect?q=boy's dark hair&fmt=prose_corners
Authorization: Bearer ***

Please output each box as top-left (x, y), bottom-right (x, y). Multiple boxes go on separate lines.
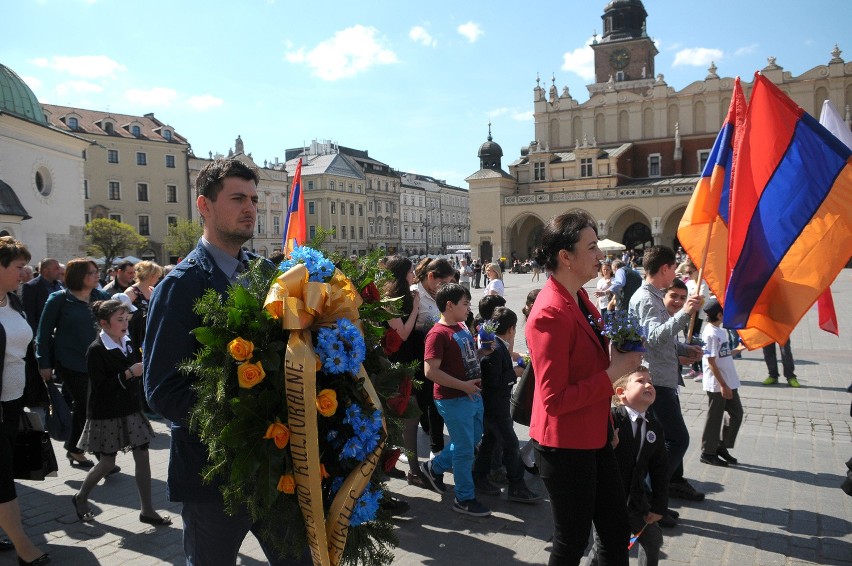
top-left (703, 298), bottom-right (723, 322)
top-left (642, 246), bottom-right (676, 276)
top-left (667, 278), bottom-right (688, 292)
top-left (491, 306), bottom-right (518, 335)
top-left (436, 283), bottom-right (470, 312)
top-left (478, 294), bottom-right (506, 321)
top-left (196, 158), bottom-right (259, 200)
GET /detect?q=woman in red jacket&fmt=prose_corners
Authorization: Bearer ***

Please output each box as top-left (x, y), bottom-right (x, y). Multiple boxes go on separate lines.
top-left (526, 211), bottom-right (643, 566)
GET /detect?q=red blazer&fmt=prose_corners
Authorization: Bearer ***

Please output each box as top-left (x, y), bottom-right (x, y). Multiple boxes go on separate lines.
top-left (527, 277), bottom-right (613, 449)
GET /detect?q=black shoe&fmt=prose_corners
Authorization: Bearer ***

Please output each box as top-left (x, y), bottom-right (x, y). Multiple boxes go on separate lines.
top-left (17, 554), bottom-right (50, 566)
top-left (139, 513), bottom-right (172, 526)
top-left (473, 477), bottom-right (501, 496)
top-left (658, 513), bottom-right (677, 528)
top-left (420, 460), bottom-right (447, 494)
top-left (700, 453), bottom-right (729, 467)
top-left (717, 446), bottom-right (739, 465)
top-left (66, 452), bottom-right (94, 469)
top-left (385, 466), bottom-right (406, 480)
top-left (524, 463), bottom-right (540, 476)
top-left (381, 496), bottom-right (410, 516)
top-left (71, 494), bottom-right (94, 522)
top-left (507, 485), bottom-right (543, 503)
top-left (0, 539), bottom-right (13, 552)
top-left (106, 465), bottom-right (121, 477)
top-left (667, 509), bottom-right (680, 519)
top-left (669, 479), bottom-right (705, 501)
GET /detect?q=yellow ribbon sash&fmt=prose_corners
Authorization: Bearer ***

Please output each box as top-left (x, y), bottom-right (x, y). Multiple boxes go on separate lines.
top-left (265, 264), bottom-right (386, 566)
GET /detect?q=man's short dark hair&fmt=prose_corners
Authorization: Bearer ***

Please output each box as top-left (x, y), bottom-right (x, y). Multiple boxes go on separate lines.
top-left (491, 306), bottom-right (518, 335)
top-left (436, 283), bottom-right (470, 312)
top-left (115, 259), bottom-right (135, 272)
top-left (478, 295), bottom-right (506, 321)
top-left (643, 246), bottom-right (676, 276)
top-left (196, 158), bottom-right (259, 200)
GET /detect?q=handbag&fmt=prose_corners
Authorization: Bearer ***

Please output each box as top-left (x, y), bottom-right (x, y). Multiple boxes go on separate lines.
top-left (510, 361), bottom-right (535, 427)
top-left (13, 411), bottom-right (58, 481)
top-left (44, 381), bottom-right (72, 442)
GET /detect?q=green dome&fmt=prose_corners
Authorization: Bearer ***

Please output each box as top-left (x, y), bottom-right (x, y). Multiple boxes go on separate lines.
top-left (0, 63), bottom-right (47, 125)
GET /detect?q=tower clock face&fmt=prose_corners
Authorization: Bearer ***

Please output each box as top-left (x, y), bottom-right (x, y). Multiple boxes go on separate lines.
top-left (610, 48), bottom-right (630, 70)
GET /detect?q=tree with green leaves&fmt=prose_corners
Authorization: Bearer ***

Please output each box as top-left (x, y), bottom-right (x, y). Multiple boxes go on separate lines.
top-left (85, 218), bottom-right (148, 274)
top-left (165, 218), bottom-right (203, 260)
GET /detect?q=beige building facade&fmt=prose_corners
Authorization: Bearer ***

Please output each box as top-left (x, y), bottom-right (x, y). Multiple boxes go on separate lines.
top-left (43, 104), bottom-right (191, 265)
top-left (467, 0), bottom-right (852, 263)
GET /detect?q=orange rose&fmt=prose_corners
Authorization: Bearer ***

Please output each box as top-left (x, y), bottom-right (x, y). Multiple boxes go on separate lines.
top-left (277, 474), bottom-right (295, 494)
top-left (264, 420), bottom-right (291, 449)
top-left (237, 361), bottom-right (266, 388)
top-left (228, 337), bottom-right (254, 362)
top-left (315, 389), bottom-right (338, 417)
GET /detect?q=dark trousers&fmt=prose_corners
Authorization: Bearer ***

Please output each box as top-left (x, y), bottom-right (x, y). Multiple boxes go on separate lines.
top-left (590, 512), bottom-right (663, 566)
top-left (473, 271), bottom-right (482, 288)
top-left (535, 442), bottom-right (629, 566)
top-left (0, 397), bottom-right (23, 503)
top-left (649, 385), bottom-right (689, 482)
top-left (763, 341), bottom-right (795, 379)
top-left (414, 377), bottom-right (444, 453)
top-left (473, 394), bottom-right (524, 485)
top-left (182, 498), bottom-right (311, 566)
top-left (701, 389), bottom-right (743, 455)
top-left (59, 367), bottom-right (88, 454)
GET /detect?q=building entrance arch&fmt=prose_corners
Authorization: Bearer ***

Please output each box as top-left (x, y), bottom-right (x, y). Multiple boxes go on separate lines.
top-left (623, 222), bottom-right (653, 251)
top-left (508, 214), bottom-right (545, 260)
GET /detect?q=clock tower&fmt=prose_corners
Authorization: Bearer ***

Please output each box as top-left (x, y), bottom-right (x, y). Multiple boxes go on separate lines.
top-left (589, 0), bottom-right (658, 95)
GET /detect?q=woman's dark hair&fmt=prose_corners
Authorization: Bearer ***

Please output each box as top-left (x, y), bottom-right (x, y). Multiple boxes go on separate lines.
top-left (522, 288), bottom-right (541, 319)
top-left (382, 255), bottom-right (414, 314)
top-left (534, 211), bottom-right (598, 272)
top-left (92, 299), bottom-right (130, 323)
top-left (64, 258), bottom-right (98, 291)
top-left (414, 257), bottom-right (454, 283)
top-left (0, 236), bottom-right (31, 267)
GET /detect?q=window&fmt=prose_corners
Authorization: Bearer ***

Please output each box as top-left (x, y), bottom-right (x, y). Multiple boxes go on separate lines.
top-left (137, 183), bottom-right (149, 201)
top-left (648, 154), bottom-right (661, 177)
top-left (67, 117), bottom-right (78, 130)
top-left (108, 150), bottom-right (119, 163)
top-left (131, 125), bottom-right (141, 137)
top-left (348, 183), bottom-right (353, 193)
top-left (309, 225), bottom-right (316, 239)
top-left (109, 214), bottom-right (122, 222)
top-left (108, 181), bottom-right (121, 200)
top-left (136, 152), bottom-right (147, 166)
top-left (257, 215), bottom-right (265, 235)
top-left (368, 201), bottom-right (373, 212)
top-left (307, 180), bottom-right (314, 191)
top-left (163, 129), bottom-right (172, 141)
top-left (349, 204), bottom-right (354, 215)
top-left (83, 179), bottom-right (89, 199)
top-left (580, 158), bottom-right (594, 178)
top-left (350, 225), bottom-right (354, 239)
top-left (84, 213), bottom-right (90, 224)
top-left (167, 215), bottom-right (178, 227)
top-left (165, 155), bottom-right (176, 168)
top-left (273, 216), bottom-right (280, 235)
top-left (342, 226), bottom-right (347, 239)
top-left (341, 203), bottom-right (347, 216)
top-left (329, 181), bottom-right (335, 190)
top-left (308, 202), bottom-right (315, 215)
top-left (392, 203), bottom-right (397, 213)
top-left (384, 202), bottom-right (390, 213)
top-left (359, 227), bottom-right (364, 239)
top-left (697, 150), bottom-right (711, 173)
top-left (138, 215), bottom-right (150, 236)
top-left (357, 184), bottom-right (362, 193)
top-left (358, 204), bottom-right (363, 216)
top-left (534, 162), bottom-right (546, 180)
top-left (330, 202), bottom-right (336, 214)
top-left (103, 122), bottom-right (114, 134)
top-left (166, 185), bottom-right (177, 203)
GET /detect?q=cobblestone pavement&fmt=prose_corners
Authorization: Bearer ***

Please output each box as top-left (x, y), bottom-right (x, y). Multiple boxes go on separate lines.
top-left (3, 271), bottom-right (851, 565)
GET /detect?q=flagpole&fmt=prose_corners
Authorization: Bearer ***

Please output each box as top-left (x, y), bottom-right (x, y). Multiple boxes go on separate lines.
top-left (686, 220), bottom-right (714, 343)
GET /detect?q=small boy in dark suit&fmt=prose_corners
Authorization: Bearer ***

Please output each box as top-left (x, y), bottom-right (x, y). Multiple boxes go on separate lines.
top-left (590, 366), bottom-right (668, 566)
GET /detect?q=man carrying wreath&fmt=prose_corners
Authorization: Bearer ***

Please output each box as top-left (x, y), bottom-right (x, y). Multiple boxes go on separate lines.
top-left (144, 158), bottom-right (309, 566)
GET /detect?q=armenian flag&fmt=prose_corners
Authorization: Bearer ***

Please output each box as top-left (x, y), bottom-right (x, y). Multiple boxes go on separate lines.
top-left (724, 73), bottom-right (852, 349)
top-left (282, 158), bottom-right (305, 256)
top-left (677, 78), bottom-right (746, 303)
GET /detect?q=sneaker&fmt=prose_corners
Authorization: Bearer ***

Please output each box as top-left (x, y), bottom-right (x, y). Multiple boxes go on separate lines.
top-left (693, 374), bottom-right (703, 382)
top-left (700, 453), bottom-right (729, 467)
top-left (717, 446), bottom-right (739, 465)
top-left (787, 377), bottom-right (801, 388)
top-left (669, 479), bottom-right (705, 501)
top-left (406, 470), bottom-right (429, 490)
top-left (507, 485), bottom-right (543, 503)
top-left (420, 460), bottom-right (447, 494)
top-left (381, 496), bottom-right (410, 516)
top-left (452, 498), bottom-right (492, 517)
top-left (474, 477), bottom-right (501, 496)
top-left (762, 376), bottom-right (778, 385)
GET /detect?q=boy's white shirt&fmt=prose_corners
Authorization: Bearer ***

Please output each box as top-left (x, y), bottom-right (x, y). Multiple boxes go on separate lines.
top-left (701, 323), bottom-right (741, 392)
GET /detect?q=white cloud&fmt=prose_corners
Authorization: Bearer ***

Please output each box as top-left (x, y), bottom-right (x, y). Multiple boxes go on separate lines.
top-left (124, 87), bottom-right (178, 107)
top-left (512, 110), bottom-right (534, 121)
top-left (409, 26), bottom-right (436, 47)
top-left (21, 75), bottom-right (43, 92)
top-left (561, 37), bottom-right (595, 81)
top-left (285, 25), bottom-right (397, 81)
top-left (487, 107), bottom-right (508, 118)
top-left (457, 22), bottom-right (483, 43)
top-left (734, 43), bottom-right (759, 57)
top-left (187, 94), bottom-right (224, 111)
top-left (56, 80), bottom-right (103, 97)
top-left (32, 55), bottom-right (125, 78)
top-left (673, 47), bottom-right (723, 67)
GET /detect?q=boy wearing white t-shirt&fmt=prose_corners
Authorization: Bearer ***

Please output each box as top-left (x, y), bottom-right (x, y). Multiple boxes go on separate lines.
top-left (700, 299), bottom-right (745, 467)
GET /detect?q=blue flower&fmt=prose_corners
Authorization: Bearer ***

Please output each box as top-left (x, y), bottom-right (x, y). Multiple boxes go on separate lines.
top-left (279, 246), bottom-right (335, 283)
top-left (350, 485), bottom-right (382, 526)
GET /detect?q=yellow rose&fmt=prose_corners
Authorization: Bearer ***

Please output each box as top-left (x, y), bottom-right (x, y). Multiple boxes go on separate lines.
top-left (228, 337), bottom-right (254, 362)
top-left (315, 389), bottom-right (338, 417)
top-left (237, 361), bottom-right (266, 389)
top-left (277, 474), bottom-right (295, 494)
top-left (264, 420), bottom-right (291, 449)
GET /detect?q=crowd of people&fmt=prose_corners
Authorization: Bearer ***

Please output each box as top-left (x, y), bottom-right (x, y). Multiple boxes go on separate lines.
top-left (0, 157), bottom-right (813, 566)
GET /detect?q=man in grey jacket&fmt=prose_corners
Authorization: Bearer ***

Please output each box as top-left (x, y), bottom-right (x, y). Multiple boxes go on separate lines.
top-left (629, 246), bottom-right (704, 511)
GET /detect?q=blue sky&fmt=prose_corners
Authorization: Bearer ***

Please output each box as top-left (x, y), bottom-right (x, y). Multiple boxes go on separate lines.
top-left (2, 0), bottom-right (849, 188)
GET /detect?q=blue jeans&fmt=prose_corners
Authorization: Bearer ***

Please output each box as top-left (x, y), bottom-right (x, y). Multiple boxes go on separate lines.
top-left (182, 498), bottom-right (312, 566)
top-left (649, 385), bottom-right (689, 482)
top-left (432, 395), bottom-right (484, 502)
